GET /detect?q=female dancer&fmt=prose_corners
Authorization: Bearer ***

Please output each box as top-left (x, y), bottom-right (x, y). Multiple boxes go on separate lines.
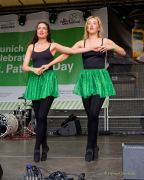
top-left (22, 21), bottom-right (97, 162)
top-left (41, 16), bottom-right (126, 162)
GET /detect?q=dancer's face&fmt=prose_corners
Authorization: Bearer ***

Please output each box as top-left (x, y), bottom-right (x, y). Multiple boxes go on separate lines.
top-left (37, 23), bottom-right (48, 39)
top-left (86, 18), bottom-right (100, 35)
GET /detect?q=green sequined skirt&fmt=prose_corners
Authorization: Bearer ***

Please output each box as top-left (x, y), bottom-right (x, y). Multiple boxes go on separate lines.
top-left (73, 69), bottom-right (116, 98)
top-left (24, 70), bottom-right (58, 100)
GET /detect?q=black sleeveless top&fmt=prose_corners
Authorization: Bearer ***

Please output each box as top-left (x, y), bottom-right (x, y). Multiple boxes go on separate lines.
top-left (31, 43), bottom-right (53, 70)
top-left (82, 38), bottom-right (106, 69)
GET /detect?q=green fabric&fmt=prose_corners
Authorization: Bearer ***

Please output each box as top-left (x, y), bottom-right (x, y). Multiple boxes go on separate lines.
top-left (24, 70), bottom-right (59, 100)
top-left (73, 69), bottom-right (116, 98)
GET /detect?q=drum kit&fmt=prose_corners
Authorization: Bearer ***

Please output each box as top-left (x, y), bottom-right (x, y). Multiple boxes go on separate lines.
top-left (0, 96), bottom-right (36, 139)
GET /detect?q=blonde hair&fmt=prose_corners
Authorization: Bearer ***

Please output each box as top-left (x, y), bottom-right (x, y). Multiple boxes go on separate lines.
top-left (83, 16), bottom-right (104, 40)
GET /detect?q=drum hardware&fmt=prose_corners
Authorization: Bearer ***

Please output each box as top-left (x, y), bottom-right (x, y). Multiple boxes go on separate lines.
top-left (15, 97), bottom-right (36, 138)
top-left (0, 96), bottom-right (36, 139)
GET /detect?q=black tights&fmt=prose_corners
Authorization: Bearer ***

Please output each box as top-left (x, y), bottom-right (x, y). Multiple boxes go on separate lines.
top-left (82, 95), bottom-right (105, 149)
top-left (32, 96), bottom-right (54, 150)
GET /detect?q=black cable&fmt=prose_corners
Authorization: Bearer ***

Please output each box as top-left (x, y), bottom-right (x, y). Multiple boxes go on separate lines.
top-left (32, 165), bottom-right (40, 179)
top-left (24, 164), bottom-right (86, 180)
top-left (37, 166), bottom-right (44, 179)
top-left (48, 171), bottom-right (67, 180)
top-left (32, 165), bottom-right (41, 179)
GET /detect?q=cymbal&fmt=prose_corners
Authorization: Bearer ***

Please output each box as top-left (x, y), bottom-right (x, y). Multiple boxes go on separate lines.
top-left (18, 96), bottom-right (25, 100)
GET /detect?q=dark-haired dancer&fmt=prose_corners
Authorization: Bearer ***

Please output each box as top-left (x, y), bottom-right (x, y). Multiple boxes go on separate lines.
top-left (22, 21), bottom-right (97, 162)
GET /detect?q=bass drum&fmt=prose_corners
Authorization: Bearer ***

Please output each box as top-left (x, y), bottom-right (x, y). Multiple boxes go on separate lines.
top-left (0, 113), bottom-right (18, 138)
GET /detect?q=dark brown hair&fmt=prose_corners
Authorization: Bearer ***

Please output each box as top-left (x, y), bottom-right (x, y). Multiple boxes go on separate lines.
top-left (30, 21), bottom-right (52, 45)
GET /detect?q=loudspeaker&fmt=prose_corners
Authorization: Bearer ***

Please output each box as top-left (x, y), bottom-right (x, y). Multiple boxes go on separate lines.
top-left (0, 164), bottom-right (3, 179)
top-left (122, 143), bottom-right (144, 180)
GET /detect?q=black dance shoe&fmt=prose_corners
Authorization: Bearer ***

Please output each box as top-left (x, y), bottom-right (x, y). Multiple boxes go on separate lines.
top-left (85, 148), bottom-right (94, 162)
top-left (93, 146), bottom-right (99, 160)
top-left (41, 146), bottom-right (49, 161)
top-left (34, 149), bottom-right (40, 163)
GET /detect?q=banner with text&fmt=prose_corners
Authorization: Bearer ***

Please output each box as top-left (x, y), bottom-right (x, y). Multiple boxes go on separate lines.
top-left (0, 8), bottom-right (107, 102)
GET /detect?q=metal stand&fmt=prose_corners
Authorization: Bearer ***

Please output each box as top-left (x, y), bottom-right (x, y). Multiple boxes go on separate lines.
top-left (15, 97), bottom-right (36, 139)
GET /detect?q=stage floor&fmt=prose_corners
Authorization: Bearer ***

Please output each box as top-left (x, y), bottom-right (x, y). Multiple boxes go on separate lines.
top-left (0, 135), bottom-right (144, 180)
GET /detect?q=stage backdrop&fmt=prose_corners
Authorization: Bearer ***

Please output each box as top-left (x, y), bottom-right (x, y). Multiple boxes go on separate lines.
top-left (0, 8), bottom-right (108, 103)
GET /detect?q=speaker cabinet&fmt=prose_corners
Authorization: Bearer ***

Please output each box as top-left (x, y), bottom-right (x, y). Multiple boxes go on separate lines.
top-left (122, 143), bottom-right (144, 180)
top-left (0, 164), bottom-right (3, 179)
